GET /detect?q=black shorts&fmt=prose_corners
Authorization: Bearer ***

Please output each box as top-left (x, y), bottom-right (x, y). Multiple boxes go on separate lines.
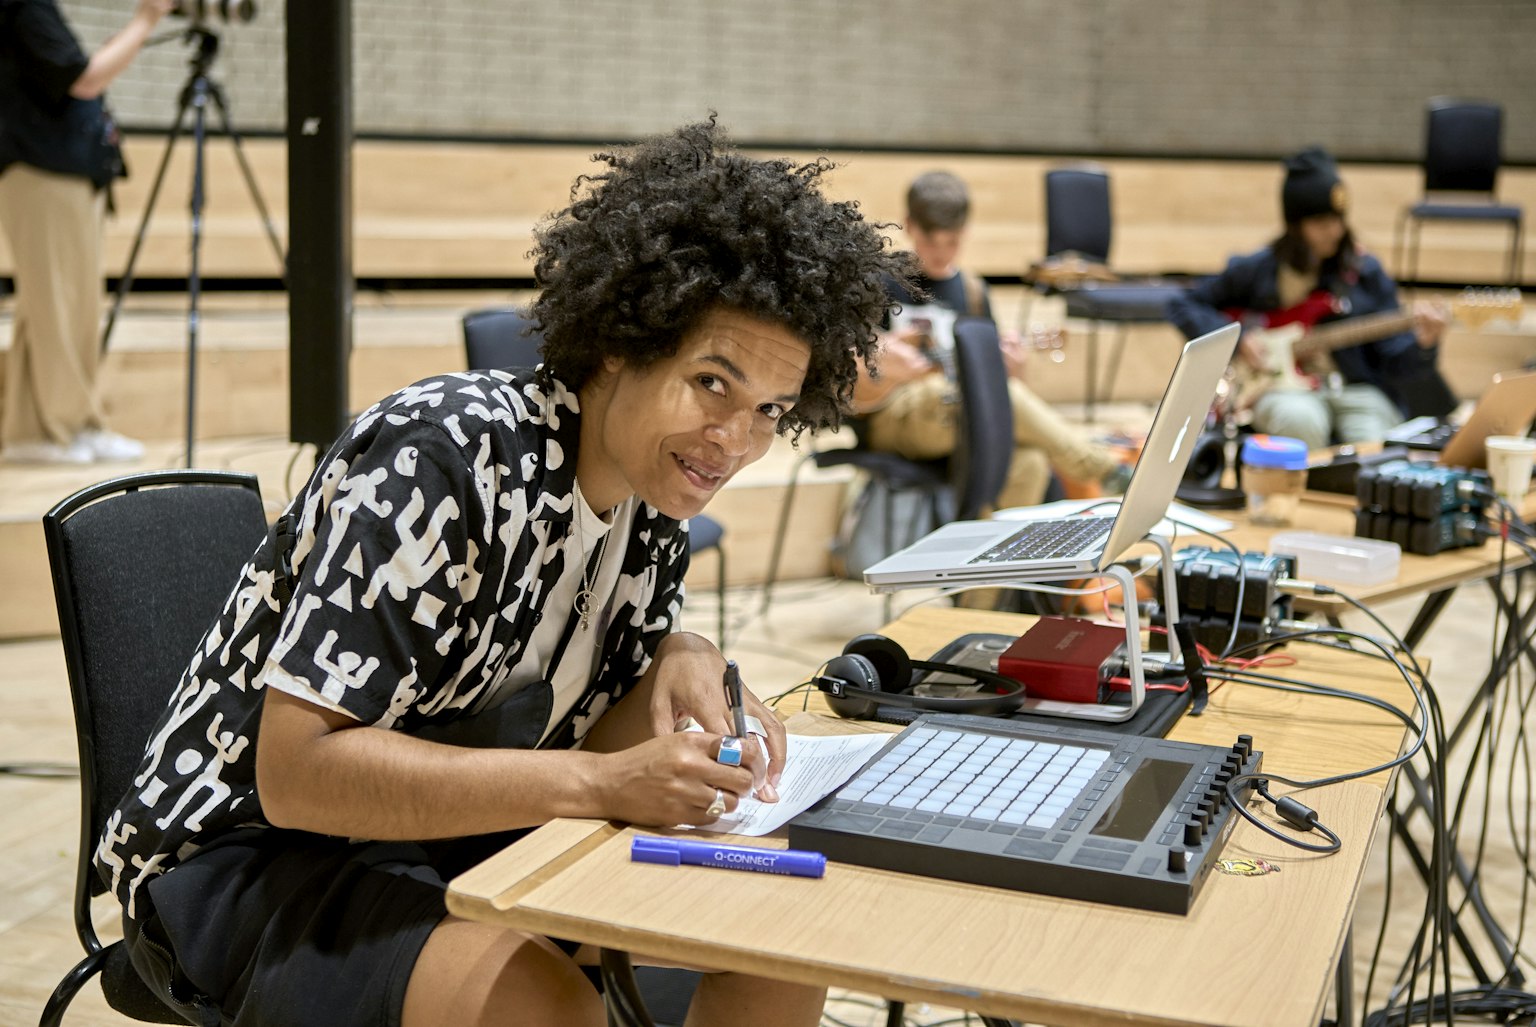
top-left (124, 826), bottom-right (579, 1027)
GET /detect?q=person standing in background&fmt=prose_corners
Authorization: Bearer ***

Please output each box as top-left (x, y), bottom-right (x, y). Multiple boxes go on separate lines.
top-left (0, 0), bottom-right (172, 464)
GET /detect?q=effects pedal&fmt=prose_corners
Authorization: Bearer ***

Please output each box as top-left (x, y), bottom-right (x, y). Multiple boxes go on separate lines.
top-left (1153, 547), bottom-right (1295, 653)
top-left (1354, 462), bottom-right (1490, 555)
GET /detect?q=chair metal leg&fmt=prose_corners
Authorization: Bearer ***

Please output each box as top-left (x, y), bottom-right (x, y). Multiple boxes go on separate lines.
top-left (1100, 322), bottom-right (1131, 409)
top-left (759, 452), bottom-right (813, 616)
top-left (1407, 217), bottom-right (1422, 290)
top-left (1084, 319), bottom-right (1102, 422)
top-left (714, 547), bottom-right (727, 648)
top-left (39, 948), bottom-right (108, 1027)
top-left (601, 949), bottom-right (657, 1027)
top-left (881, 483), bottom-right (897, 623)
top-left (1509, 218), bottom-right (1523, 286)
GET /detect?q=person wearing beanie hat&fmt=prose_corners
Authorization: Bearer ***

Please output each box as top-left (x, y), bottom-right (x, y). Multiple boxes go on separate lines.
top-left (1281, 146), bottom-right (1349, 225)
top-left (1167, 146), bottom-right (1448, 450)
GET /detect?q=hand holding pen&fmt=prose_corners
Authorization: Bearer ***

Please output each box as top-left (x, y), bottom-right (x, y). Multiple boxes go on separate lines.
top-left (719, 659), bottom-right (781, 803)
top-left (639, 635), bottom-right (785, 804)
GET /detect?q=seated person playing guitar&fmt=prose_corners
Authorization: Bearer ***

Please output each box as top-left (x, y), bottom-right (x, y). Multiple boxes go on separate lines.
top-left (1167, 146), bottom-right (1447, 450)
top-left (854, 170), bottom-right (1126, 509)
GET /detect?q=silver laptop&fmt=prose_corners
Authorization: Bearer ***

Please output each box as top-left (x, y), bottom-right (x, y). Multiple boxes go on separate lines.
top-left (864, 323), bottom-right (1239, 592)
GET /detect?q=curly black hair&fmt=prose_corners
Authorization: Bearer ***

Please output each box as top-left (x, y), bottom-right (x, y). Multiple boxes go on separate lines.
top-left (531, 117), bottom-right (911, 437)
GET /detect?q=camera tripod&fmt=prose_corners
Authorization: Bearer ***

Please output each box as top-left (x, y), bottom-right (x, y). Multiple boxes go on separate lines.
top-left (101, 25), bottom-right (286, 468)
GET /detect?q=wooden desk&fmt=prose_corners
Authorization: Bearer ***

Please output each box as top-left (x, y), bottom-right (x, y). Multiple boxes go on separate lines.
top-left (1201, 490), bottom-right (1534, 610)
top-left (448, 608), bottom-right (1417, 1027)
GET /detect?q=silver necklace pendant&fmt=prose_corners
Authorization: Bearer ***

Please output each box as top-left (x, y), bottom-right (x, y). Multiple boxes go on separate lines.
top-left (571, 477), bottom-right (609, 632)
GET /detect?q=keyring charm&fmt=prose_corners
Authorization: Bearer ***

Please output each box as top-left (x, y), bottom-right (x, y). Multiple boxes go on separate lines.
top-left (706, 788), bottom-right (728, 818)
top-left (716, 736), bottom-right (744, 767)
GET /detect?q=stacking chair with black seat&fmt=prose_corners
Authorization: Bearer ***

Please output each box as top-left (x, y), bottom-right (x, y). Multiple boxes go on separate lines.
top-left (1395, 98), bottom-right (1524, 288)
top-left (1039, 165), bottom-right (1188, 421)
top-left (461, 306), bottom-right (544, 371)
top-left (41, 470), bottom-right (269, 1027)
top-left (460, 307), bottom-right (730, 646)
top-left (761, 317), bottom-right (1016, 616)
top-left (948, 316), bottom-right (1016, 520)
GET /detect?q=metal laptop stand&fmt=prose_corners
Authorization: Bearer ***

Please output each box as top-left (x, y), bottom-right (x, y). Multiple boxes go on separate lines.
top-left (870, 532), bottom-right (1184, 724)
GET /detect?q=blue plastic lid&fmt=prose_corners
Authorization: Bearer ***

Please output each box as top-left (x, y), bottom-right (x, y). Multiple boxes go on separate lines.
top-left (631, 836), bottom-right (682, 865)
top-left (1241, 434), bottom-right (1309, 470)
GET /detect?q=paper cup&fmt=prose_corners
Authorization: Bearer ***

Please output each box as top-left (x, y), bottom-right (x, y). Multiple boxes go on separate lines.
top-left (1485, 435), bottom-right (1536, 501)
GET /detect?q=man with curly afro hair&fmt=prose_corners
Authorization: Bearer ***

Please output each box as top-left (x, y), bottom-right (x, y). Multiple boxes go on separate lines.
top-left (101, 116), bottom-right (906, 1027)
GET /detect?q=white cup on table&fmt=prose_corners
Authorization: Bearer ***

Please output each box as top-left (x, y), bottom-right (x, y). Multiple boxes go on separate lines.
top-left (1485, 434), bottom-right (1536, 503)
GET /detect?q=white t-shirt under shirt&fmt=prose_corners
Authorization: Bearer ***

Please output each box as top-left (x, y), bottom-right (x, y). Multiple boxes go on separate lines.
top-left (472, 489), bottom-right (637, 742)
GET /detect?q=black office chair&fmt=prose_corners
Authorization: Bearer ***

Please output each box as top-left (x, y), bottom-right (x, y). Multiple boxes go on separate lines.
top-left (948, 317), bottom-right (1016, 520)
top-left (1039, 165), bottom-right (1188, 421)
top-left (462, 306), bottom-right (544, 371)
top-left (761, 317), bottom-right (1016, 616)
top-left (41, 470), bottom-right (269, 1027)
top-left (1394, 98), bottom-right (1524, 287)
top-left (460, 307), bottom-right (729, 646)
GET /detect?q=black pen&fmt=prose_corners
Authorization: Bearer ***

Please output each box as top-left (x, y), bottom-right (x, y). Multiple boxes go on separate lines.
top-left (724, 660), bottom-right (748, 741)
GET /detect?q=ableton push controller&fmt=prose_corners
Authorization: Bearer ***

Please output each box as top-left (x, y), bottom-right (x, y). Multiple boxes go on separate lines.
top-left (788, 713), bottom-right (1261, 914)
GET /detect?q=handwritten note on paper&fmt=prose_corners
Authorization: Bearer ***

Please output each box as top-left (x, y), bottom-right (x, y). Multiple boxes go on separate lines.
top-left (704, 731), bottom-right (891, 837)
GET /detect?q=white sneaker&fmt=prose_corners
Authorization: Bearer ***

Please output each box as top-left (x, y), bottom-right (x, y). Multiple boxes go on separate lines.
top-left (76, 429), bottom-right (145, 463)
top-left (2, 437), bottom-right (94, 465)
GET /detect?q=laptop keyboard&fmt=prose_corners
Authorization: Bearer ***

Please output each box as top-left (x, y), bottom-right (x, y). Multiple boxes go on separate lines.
top-left (968, 517), bottom-right (1113, 564)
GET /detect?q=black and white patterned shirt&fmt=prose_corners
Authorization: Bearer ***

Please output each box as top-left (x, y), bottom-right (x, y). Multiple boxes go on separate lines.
top-left (95, 369), bottom-right (690, 924)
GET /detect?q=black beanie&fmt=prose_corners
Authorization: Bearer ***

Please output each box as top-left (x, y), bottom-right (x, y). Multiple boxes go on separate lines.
top-left (1282, 146), bottom-right (1348, 223)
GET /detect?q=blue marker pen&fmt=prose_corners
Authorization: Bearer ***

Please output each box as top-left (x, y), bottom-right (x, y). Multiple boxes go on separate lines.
top-left (631, 835), bottom-right (826, 878)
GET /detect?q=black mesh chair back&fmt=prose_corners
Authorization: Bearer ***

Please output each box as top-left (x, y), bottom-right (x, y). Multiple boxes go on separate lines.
top-left (41, 470), bottom-right (267, 1026)
top-left (1045, 166), bottom-right (1113, 263)
top-left (1424, 98), bottom-right (1502, 193)
top-left (949, 318), bottom-right (1016, 520)
top-left (462, 307), bottom-right (543, 371)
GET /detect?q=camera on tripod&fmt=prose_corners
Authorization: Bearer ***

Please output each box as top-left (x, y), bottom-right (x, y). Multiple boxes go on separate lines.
top-left (170, 0), bottom-right (257, 24)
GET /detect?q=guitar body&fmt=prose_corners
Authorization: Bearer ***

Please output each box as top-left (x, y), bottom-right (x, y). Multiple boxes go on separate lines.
top-left (1225, 290), bottom-right (1342, 411)
top-left (1222, 287), bottom-right (1521, 415)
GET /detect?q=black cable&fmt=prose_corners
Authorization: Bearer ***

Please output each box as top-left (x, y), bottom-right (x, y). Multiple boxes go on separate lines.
top-left (1213, 614), bottom-right (1460, 1021)
top-left (1164, 514), bottom-right (1249, 659)
top-left (598, 949), bottom-right (656, 1027)
top-left (1202, 624), bottom-right (1430, 852)
top-left (767, 680), bottom-right (818, 711)
top-left (0, 762), bottom-right (77, 778)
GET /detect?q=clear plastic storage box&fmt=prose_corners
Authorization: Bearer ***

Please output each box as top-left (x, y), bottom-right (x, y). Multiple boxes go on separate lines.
top-left (1269, 531), bottom-right (1402, 586)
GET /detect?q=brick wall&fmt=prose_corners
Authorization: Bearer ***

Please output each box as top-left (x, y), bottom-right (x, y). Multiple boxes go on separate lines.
top-left (58, 0), bottom-right (1536, 161)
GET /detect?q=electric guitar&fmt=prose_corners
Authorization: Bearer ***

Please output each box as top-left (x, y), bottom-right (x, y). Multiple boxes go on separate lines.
top-left (1226, 287), bottom-right (1522, 413)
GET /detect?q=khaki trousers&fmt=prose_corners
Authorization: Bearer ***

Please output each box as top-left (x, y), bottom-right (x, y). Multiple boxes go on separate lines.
top-left (864, 374), bottom-right (1116, 511)
top-left (0, 163), bottom-right (108, 447)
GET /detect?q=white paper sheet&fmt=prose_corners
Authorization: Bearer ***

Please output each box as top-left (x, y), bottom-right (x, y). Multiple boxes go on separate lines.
top-left (699, 731), bottom-right (891, 837)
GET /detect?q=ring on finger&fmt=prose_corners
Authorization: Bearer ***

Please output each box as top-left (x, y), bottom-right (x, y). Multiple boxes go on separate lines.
top-left (716, 736), bottom-right (744, 767)
top-left (706, 788), bottom-right (728, 818)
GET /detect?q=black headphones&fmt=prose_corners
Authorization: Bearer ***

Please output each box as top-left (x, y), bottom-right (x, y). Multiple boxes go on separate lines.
top-left (813, 634), bottom-right (1029, 720)
top-left (1175, 430), bottom-right (1246, 509)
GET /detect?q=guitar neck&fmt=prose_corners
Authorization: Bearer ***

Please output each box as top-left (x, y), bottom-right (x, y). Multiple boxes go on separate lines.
top-left (1297, 309), bottom-right (1413, 356)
